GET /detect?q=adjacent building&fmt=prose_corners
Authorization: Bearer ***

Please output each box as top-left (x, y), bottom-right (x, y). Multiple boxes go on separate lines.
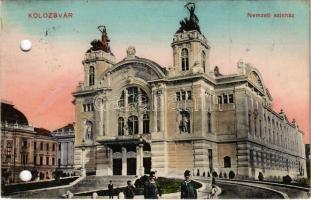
top-left (73, 3), bottom-right (306, 179)
top-left (1, 101), bottom-right (58, 183)
top-left (52, 123), bottom-right (75, 175)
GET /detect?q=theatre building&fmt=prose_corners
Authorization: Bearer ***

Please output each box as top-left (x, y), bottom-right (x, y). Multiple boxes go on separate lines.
top-left (73, 3), bottom-right (306, 179)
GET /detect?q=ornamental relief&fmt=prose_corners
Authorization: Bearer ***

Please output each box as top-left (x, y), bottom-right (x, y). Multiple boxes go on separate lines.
top-left (248, 71), bottom-right (264, 91)
top-left (127, 151), bottom-right (137, 158)
top-left (112, 152), bottom-right (122, 159)
top-left (111, 63), bottom-right (159, 81)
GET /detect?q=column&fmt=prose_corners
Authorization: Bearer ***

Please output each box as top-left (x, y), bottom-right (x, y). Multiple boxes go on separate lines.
top-left (152, 89), bottom-right (157, 132)
top-left (136, 144), bottom-right (144, 176)
top-left (122, 147), bottom-right (127, 175)
top-left (125, 89), bottom-right (128, 108)
top-left (160, 90), bottom-right (165, 132)
top-left (99, 99), bottom-right (104, 136)
top-left (139, 115), bottom-right (143, 134)
top-left (81, 148), bottom-right (86, 177)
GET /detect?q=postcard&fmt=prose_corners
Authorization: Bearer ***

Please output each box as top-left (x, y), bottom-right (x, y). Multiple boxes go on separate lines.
top-left (0, 0), bottom-right (310, 199)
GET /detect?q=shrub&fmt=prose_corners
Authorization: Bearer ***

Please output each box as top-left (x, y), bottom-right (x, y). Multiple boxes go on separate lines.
top-left (224, 172), bottom-right (227, 179)
top-left (258, 172), bottom-right (264, 181)
top-left (282, 175), bottom-right (292, 184)
top-left (295, 177), bottom-right (310, 187)
top-left (229, 171), bottom-right (235, 179)
top-left (219, 172), bottom-right (223, 178)
top-left (212, 171), bottom-right (218, 178)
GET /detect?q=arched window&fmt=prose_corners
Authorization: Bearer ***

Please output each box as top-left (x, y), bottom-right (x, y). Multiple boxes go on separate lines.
top-left (128, 116), bottom-right (138, 135)
top-left (89, 66), bottom-right (95, 86)
top-left (118, 117), bottom-right (124, 136)
top-left (143, 114), bottom-right (149, 134)
top-left (127, 87), bottom-right (139, 104)
top-left (201, 51), bottom-right (206, 72)
top-left (141, 90), bottom-right (149, 105)
top-left (85, 121), bottom-right (93, 141)
top-left (181, 48), bottom-right (189, 71)
top-left (224, 156), bottom-right (231, 168)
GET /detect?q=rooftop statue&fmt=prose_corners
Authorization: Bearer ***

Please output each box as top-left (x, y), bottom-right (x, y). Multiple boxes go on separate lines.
top-left (87, 25), bottom-right (113, 55)
top-left (176, 2), bottom-right (201, 33)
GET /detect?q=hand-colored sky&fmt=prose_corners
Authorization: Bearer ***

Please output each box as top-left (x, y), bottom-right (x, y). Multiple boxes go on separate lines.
top-left (0, 0), bottom-right (309, 143)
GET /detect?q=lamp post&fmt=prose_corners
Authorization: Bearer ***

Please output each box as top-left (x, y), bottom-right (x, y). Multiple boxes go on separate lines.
top-left (80, 139), bottom-right (86, 177)
top-left (138, 135), bottom-right (144, 176)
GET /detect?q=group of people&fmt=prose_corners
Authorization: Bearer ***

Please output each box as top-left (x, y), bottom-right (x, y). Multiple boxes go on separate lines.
top-left (107, 170), bottom-right (204, 199)
top-left (108, 180), bottom-right (135, 199)
top-left (65, 169), bottom-right (218, 199)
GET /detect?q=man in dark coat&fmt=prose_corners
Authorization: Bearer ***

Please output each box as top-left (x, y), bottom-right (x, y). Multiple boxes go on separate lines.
top-left (181, 170), bottom-right (197, 199)
top-left (144, 171), bottom-right (161, 199)
top-left (108, 180), bottom-right (114, 199)
top-left (124, 180), bottom-right (135, 199)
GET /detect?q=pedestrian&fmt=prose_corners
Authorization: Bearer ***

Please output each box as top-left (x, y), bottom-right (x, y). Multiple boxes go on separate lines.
top-left (180, 170), bottom-right (197, 199)
top-left (117, 188), bottom-right (124, 199)
top-left (92, 192), bottom-right (98, 199)
top-left (212, 176), bottom-right (216, 185)
top-left (144, 171), bottom-right (161, 199)
top-left (65, 191), bottom-right (74, 199)
top-left (108, 180), bottom-right (114, 199)
top-left (124, 180), bottom-right (135, 199)
top-left (210, 185), bottom-right (218, 199)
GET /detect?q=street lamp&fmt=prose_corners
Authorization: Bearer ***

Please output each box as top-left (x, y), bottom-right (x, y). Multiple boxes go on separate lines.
top-left (138, 134), bottom-right (144, 176)
top-left (80, 139), bottom-right (86, 177)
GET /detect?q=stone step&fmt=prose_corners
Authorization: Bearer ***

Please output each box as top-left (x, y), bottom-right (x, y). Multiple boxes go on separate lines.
top-left (70, 176), bottom-right (137, 193)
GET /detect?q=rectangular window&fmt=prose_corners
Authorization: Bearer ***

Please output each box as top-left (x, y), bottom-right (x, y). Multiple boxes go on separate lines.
top-left (46, 157), bottom-right (49, 165)
top-left (83, 104), bottom-right (86, 112)
top-left (223, 95), bottom-right (228, 104)
top-left (176, 92), bottom-right (181, 101)
top-left (87, 104), bottom-right (91, 111)
top-left (217, 96), bottom-right (222, 104)
top-left (40, 142), bottom-right (43, 150)
top-left (59, 144), bottom-right (61, 151)
top-left (34, 155), bottom-right (37, 165)
top-left (46, 143), bottom-right (49, 151)
top-left (6, 140), bottom-right (13, 159)
top-left (40, 156), bottom-right (43, 165)
top-left (207, 112), bottom-right (212, 133)
top-left (208, 149), bottom-right (213, 172)
top-left (229, 94), bottom-right (234, 103)
top-left (21, 140), bottom-right (27, 148)
top-left (187, 91), bottom-right (192, 100)
top-left (52, 157), bottom-right (55, 166)
top-left (34, 141), bottom-right (37, 150)
top-left (52, 144), bottom-right (55, 151)
top-left (91, 103), bottom-right (94, 111)
top-left (181, 91), bottom-right (186, 100)
top-left (58, 158), bottom-right (61, 167)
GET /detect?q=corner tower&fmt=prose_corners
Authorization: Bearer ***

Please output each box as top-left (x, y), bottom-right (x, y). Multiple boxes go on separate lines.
top-left (171, 3), bottom-right (210, 76)
top-left (82, 26), bottom-right (116, 87)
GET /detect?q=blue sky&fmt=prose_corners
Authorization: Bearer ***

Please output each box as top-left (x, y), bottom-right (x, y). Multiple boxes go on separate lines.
top-left (1, 0), bottom-right (309, 47)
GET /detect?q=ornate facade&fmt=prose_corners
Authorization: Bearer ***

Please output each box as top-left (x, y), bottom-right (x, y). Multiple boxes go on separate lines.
top-left (52, 123), bottom-right (75, 174)
top-left (73, 4), bottom-right (306, 180)
top-left (1, 101), bottom-right (58, 183)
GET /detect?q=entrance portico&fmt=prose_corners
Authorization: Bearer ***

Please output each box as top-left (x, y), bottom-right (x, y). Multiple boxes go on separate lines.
top-left (96, 136), bottom-right (151, 176)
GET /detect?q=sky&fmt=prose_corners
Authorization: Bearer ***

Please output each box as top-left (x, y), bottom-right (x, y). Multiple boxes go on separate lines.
top-left (0, 0), bottom-right (309, 143)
